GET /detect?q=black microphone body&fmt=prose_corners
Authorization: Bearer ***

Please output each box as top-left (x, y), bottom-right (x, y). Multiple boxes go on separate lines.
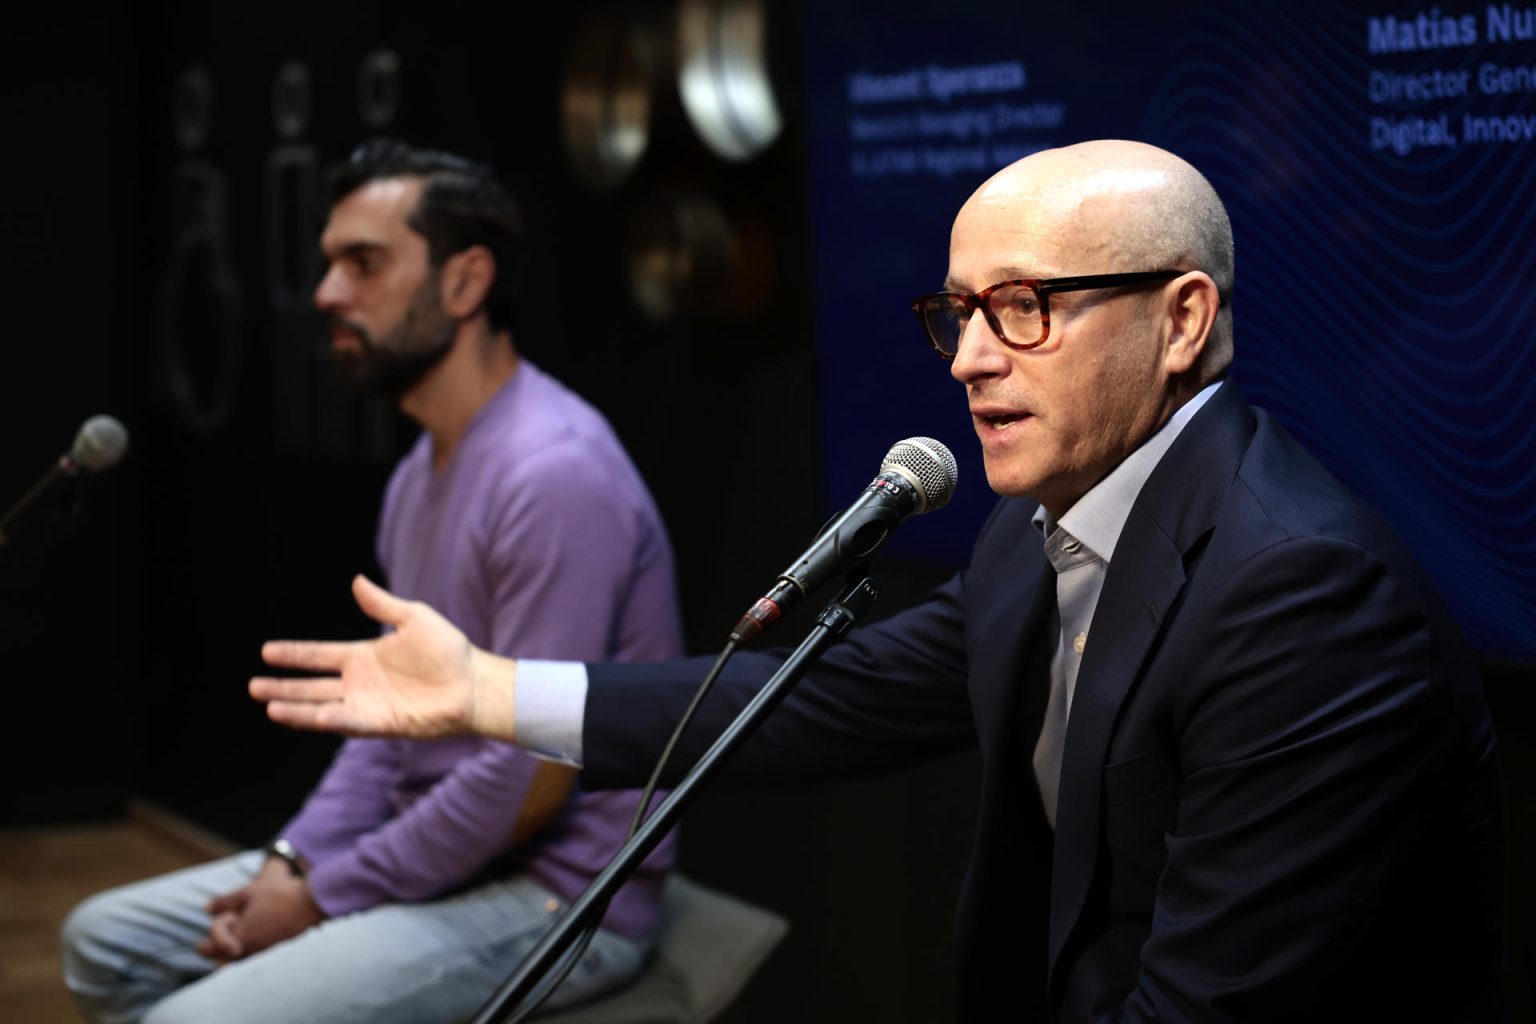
top-left (731, 437), bottom-right (956, 643)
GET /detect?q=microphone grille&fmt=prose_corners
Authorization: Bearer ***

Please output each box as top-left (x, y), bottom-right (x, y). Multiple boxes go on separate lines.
top-left (71, 415), bottom-right (130, 473)
top-left (882, 436), bottom-right (958, 513)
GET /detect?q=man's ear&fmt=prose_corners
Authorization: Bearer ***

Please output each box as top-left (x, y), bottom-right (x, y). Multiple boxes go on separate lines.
top-left (1162, 271), bottom-right (1220, 376)
top-left (439, 245), bottom-right (496, 320)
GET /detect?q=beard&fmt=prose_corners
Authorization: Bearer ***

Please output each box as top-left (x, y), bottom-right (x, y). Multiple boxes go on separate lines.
top-left (330, 275), bottom-right (456, 398)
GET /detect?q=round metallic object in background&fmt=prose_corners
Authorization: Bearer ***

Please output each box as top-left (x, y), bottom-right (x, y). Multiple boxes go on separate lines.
top-left (628, 192), bottom-right (735, 322)
top-left (676, 0), bottom-right (782, 161)
top-left (562, 15), bottom-right (654, 190)
top-left (627, 191), bottom-right (773, 322)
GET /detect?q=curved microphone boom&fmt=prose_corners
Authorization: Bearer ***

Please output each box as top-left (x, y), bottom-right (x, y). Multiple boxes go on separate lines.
top-left (730, 436), bottom-right (958, 643)
top-left (0, 414), bottom-right (130, 548)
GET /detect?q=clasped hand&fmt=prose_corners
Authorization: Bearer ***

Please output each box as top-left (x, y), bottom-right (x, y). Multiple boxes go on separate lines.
top-left (197, 858), bottom-right (324, 965)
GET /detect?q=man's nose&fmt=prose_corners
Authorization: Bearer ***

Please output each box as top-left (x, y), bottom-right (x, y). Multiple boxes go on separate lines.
top-left (314, 265), bottom-right (345, 311)
top-left (949, 308), bottom-right (1008, 385)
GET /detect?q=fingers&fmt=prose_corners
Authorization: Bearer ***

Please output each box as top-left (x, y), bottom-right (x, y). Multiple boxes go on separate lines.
top-left (262, 701), bottom-right (329, 732)
top-left (352, 574), bottom-right (413, 627)
top-left (249, 676), bottom-right (344, 704)
top-left (257, 574), bottom-right (405, 671)
top-left (206, 884), bottom-right (248, 915)
top-left (249, 678), bottom-right (357, 735)
top-left (261, 641), bottom-right (354, 672)
top-left (262, 698), bottom-right (373, 737)
top-left (250, 677), bottom-right (377, 736)
top-left (198, 912), bottom-right (244, 962)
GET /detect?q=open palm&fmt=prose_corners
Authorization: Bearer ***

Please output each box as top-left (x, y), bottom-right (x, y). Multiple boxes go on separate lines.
top-left (253, 576), bottom-right (479, 738)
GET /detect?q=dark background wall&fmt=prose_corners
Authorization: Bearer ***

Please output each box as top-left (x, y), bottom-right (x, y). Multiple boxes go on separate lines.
top-left (0, 3), bottom-right (1530, 1022)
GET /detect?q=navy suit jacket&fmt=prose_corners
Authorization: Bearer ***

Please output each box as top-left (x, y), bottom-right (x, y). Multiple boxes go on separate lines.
top-left (584, 385), bottom-right (1505, 1021)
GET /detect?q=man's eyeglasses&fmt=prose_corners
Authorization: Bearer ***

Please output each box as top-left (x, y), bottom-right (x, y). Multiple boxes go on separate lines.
top-left (910, 270), bottom-right (1188, 359)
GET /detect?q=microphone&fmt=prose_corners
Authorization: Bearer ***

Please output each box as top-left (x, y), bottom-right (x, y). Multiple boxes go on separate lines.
top-left (0, 415), bottom-right (130, 548)
top-left (69, 414), bottom-right (131, 473)
top-left (730, 437), bottom-right (958, 643)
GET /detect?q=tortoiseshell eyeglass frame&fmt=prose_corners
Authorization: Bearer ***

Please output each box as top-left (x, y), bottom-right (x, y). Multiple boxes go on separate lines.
top-left (910, 270), bottom-right (1197, 359)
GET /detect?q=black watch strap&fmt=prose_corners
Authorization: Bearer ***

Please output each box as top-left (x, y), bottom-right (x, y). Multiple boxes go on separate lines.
top-left (265, 837), bottom-right (306, 877)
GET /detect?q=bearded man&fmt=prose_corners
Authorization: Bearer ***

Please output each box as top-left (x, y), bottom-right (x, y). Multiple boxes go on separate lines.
top-left (62, 140), bottom-right (683, 1024)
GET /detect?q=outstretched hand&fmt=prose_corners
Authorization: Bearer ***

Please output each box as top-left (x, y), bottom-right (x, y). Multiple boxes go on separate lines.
top-left (250, 575), bottom-right (514, 740)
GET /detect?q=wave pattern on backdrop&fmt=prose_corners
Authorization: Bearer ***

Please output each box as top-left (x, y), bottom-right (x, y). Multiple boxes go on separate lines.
top-left (1142, 1), bottom-right (1536, 660)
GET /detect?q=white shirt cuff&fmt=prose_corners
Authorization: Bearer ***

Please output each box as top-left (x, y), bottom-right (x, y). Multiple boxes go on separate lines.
top-left (514, 660), bottom-right (588, 767)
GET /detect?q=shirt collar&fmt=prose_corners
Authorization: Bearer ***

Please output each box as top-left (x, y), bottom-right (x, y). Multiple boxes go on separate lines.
top-left (1031, 380), bottom-right (1223, 562)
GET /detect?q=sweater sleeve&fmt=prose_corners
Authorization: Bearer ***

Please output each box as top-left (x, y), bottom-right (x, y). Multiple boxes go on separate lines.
top-left (278, 739), bottom-right (403, 865)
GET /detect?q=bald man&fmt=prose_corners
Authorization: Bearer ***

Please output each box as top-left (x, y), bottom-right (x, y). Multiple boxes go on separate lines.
top-left (253, 141), bottom-right (1506, 1021)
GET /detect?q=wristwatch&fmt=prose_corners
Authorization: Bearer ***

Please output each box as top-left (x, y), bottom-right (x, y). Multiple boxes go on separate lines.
top-left (264, 837), bottom-right (306, 877)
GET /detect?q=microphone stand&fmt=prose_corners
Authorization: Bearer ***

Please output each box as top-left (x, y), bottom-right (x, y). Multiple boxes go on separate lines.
top-left (0, 456), bottom-right (74, 548)
top-left (470, 575), bottom-right (881, 1024)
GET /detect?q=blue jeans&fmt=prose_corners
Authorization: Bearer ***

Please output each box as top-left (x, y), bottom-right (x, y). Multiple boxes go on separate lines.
top-left (61, 851), bottom-right (649, 1024)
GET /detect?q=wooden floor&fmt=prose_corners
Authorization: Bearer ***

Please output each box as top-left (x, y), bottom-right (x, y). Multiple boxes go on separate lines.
top-left (0, 803), bottom-right (236, 1023)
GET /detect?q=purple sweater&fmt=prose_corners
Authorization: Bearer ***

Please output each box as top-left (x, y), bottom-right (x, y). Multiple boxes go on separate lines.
top-left (281, 361), bottom-right (682, 940)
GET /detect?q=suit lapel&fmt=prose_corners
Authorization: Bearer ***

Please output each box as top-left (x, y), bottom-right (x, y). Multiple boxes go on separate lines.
top-left (1045, 384), bottom-right (1259, 989)
top-left (1046, 507), bottom-right (1184, 962)
top-left (967, 504), bottom-right (1055, 767)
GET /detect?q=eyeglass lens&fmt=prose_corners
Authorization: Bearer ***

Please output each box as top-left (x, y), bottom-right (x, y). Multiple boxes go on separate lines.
top-left (926, 283), bottom-right (1043, 354)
